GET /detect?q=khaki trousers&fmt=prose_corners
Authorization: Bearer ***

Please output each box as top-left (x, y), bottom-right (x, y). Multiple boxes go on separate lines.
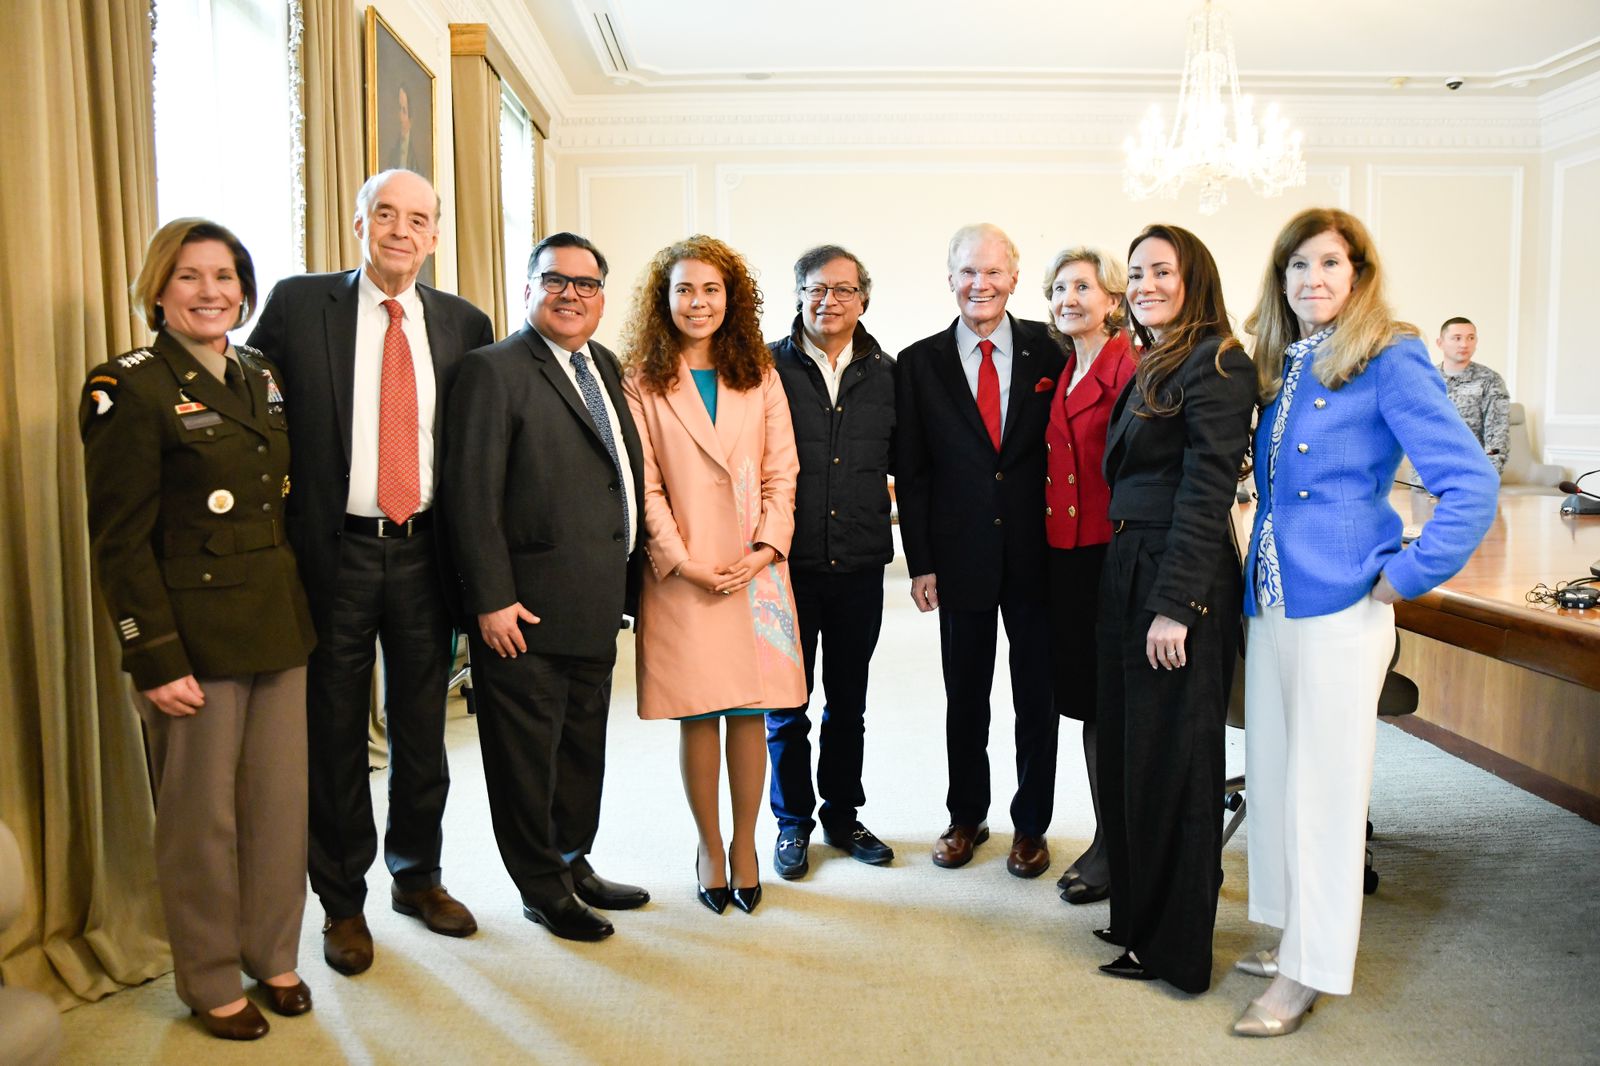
top-left (137, 667), bottom-right (308, 1011)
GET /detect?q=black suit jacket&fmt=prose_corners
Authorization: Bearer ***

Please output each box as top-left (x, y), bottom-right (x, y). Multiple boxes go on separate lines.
top-left (442, 323), bottom-right (644, 658)
top-left (895, 314), bottom-right (1064, 611)
top-left (246, 270), bottom-right (495, 624)
top-left (1102, 334), bottom-right (1256, 627)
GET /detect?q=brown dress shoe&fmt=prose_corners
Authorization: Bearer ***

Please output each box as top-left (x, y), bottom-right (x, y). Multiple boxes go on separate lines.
top-left (191, 1000), bottom-right (270, 1040)
top-left (258, 978), bottom-right (313, 1016)
top-left (392, 883), bottom-right (478, 937)
top-left (1007, 833), bottom-right (1051, 878)
top-left (322, 914), bottom-right (373, 976)
top-left (931, 822), bottom-right (990, 868)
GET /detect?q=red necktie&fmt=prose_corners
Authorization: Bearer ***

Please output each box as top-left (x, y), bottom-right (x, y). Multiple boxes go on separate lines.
top-left (377, 299), bottom-right (420, 525)
top-left (977, 338), bottom-right (1002, 452)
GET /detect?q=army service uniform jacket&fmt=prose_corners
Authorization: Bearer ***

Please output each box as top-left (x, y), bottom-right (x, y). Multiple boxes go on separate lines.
top-left (80, 330), bottom-right (317, 690)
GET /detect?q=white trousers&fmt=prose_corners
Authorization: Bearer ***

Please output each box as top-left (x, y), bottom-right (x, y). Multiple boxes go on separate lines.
top-left (1244, 596), bottom-right (1395, 995)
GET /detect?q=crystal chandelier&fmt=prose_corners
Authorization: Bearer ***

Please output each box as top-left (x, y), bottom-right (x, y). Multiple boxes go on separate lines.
top-left (1123, 0), bottom-right (1306, 214)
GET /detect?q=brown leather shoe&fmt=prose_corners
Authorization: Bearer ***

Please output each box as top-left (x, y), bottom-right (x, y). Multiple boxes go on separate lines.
top-left (191, 1000), bottom-right (270, 1040)
top-left (1007, 833), bottom-right (1051, 878)
top-left (931, 822), bottom-right (990, 868)
top-left (257, 978), bottom-right (313, 1016)
top-left (322, 914), bottom-right (373, 975)
top-left (391, 883), bottom-right (478, 937)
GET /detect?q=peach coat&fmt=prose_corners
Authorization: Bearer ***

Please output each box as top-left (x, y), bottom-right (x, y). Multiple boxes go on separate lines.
top-left (624, 361), bottom-right (807, 719)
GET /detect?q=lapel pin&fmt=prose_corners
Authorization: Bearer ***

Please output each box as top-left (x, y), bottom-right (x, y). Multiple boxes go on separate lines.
top-left (184, 370), bottom-right (198, 381)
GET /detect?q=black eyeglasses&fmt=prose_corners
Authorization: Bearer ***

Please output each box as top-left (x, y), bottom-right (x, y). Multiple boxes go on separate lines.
top-left (800, 283), bottom-right (862, 303)
top-left (535, 271), bottom-right (603, 297)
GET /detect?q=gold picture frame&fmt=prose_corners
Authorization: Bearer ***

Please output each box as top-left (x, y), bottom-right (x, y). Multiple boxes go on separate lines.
top-left (363, 6), bottom-right (437, 185)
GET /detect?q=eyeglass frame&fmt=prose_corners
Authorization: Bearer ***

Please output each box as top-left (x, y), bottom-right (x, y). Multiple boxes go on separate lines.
top-left (798, 283), bottom-right (863, 303)
top-left (533, 271), bottom-right (604, 297)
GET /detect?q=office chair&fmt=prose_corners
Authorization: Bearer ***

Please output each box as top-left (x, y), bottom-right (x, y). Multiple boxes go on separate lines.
top-left (1223, 633), bottom-right (1419, 895)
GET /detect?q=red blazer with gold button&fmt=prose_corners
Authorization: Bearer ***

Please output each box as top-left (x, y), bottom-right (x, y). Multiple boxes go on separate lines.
top-left (1045, 331), bottom-right (1136, 549)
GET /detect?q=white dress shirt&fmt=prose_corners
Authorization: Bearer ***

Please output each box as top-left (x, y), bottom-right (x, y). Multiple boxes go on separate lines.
top-left (348, 271), bottom-right (438, 516)
top-left (537, 330), bottom-right (639, 554)
top-left (799, 331), bottom-right (854, 404)
top-left (954, 315), bottom-right (1014, 437)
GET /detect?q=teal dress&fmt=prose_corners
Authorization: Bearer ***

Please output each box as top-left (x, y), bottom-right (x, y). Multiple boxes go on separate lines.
top-left (681, 367), bottom-right (765, 723)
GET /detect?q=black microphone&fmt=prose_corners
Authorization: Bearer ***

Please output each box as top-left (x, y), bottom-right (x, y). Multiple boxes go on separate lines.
top-left (1559, 469), bottom-right (1600, 516)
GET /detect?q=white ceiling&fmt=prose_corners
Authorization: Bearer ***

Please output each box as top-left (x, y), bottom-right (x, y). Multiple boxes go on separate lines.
top-left (517, 0), bottom-right (1600, 99)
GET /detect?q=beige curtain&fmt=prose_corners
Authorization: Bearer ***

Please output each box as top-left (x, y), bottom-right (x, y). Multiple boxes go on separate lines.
top-left (302, 0), bottom-right (364, 273)
top-left (451, 54), bottom-right (509, 337)
top-left (0, 0), bottom-right (172, 1006)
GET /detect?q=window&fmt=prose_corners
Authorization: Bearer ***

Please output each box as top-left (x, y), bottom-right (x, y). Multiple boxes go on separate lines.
top-left (153, 0), bottom-right (297, 335)
top-left (499, 84), bottom-right (537, 310)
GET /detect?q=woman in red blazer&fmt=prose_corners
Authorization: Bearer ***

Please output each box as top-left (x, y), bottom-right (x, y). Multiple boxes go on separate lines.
top-left (1042, 247), bottom-right (1137, 906)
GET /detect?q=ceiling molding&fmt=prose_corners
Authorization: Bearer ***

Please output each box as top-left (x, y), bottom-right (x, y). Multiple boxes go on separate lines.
top-left (549, 93), bottom-right (1544, 154)
top-left (1539, 71), bottom-right (1600, 151)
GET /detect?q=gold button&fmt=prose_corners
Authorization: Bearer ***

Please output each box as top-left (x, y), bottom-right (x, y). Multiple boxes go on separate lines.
top-left (836, 404), bottom-right (843, 412)
top-left (261, 473), bottom-right (271, 483)
top-left (1068, 505), bottom-right (1076, 517)
top-left (202, 573), bottom-right (213, 583)
top-left (1297, 443), bottom-right (1309, 453)
top-left (1314, 398), bottom-right (1327, 409)
top-left (833, 457), bottom-right (841, 465)
top-left (262, 503), bottom-right (272, 511)
top-left (829, 509), bottom-right (837, 517)
top-left (1298, 490), bottom-right (1309, 499)
top-left (205, 428), bottom-right (215, 437)
top-left (830, 560), bottom-right (838, 566)
top-left (1067, 474), bottom-right (1075, 485)
top-left (995, 472), bottom-right (1004, 481)
top-left (1046, 443), bottom-right (1051, 452)
top-left (1046, 507), bottom-right (1053, 517)
top-left (1045, 476), bottom-right (1052, 485)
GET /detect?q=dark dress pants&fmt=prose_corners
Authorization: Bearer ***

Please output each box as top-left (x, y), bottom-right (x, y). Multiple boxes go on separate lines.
top-left (1096, 525), bottom-right (1240, 993)
top-left (467, 635), bottom-right (616, 904)
top-left (1050, 543), bottom-right (1109, 887)
top-left (766, 566), bottom-right (884, 834)
top-left (940, 589), bottom-right (1058, 837)
top-left (306, 527), bottom-right (453, 919)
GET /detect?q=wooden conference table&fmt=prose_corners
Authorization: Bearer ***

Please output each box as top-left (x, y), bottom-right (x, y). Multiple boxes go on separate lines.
top-left (1237, 487), bottom-right (1600, 801)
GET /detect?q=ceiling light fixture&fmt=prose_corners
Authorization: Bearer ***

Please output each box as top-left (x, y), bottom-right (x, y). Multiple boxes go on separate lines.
top-left (1123, 0), bottom-right (1305, 215)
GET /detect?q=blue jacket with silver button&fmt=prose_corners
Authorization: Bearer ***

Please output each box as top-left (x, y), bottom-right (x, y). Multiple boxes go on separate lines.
top-left (1242, 335), bottom-right (1498, 618)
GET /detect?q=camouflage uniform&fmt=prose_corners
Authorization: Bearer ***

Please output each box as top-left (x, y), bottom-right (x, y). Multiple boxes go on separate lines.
top-left (1438, 360), bottom-right (1509, 475)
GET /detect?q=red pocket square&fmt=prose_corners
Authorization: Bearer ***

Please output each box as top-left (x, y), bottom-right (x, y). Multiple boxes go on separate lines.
top-left (1034, 377), bottom-right (1055, 393)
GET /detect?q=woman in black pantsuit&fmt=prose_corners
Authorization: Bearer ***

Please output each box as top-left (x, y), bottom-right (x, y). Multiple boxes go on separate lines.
top-left (1094, 224), bottom-right (1255, 993)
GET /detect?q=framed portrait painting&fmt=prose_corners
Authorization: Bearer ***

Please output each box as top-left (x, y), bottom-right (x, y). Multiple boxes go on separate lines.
top-left (364, 6), bottom-right (436, 280)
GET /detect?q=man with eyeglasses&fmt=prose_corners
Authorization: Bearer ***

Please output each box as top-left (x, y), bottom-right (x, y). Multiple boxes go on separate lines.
top-left (766, 245), bottom-right (897, 880)
top-left (249, 169), bottom-right (492, 975)
top-left (895, 223), bottom-right (1064, 878)
top-left (443, 232), bottom-right (649, 942)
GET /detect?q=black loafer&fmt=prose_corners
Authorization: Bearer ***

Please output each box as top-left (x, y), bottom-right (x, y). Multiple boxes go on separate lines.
top-left (521, 894), bottom-right (614, 941)
top-left (773, 827), bottom-right (810, 880)
top-left (823, 821), bottom-right (894, 865)
top-left (574, 872), bottom-right (650, 910)
top-left (1062, 878), bottom-right (1110, 905)
top-left (1099, 951), bottom-right (1156, 980)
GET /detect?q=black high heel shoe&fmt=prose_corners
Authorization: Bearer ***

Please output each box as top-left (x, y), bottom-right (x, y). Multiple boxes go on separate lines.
top-left (696, 851), bottom-right (728, 915)
top-left (731, 883), bottom-right (763, 914)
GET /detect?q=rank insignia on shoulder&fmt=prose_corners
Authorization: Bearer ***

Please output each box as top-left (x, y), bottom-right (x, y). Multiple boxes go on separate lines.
top-left (115, 348), bottom-right (155, 370)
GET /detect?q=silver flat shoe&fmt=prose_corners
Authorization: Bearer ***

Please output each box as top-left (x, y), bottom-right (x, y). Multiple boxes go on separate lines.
top-left (1231, 996), bottom-right (1314, 1038)
top-left (1235, 948), bottom-right (1278, 978)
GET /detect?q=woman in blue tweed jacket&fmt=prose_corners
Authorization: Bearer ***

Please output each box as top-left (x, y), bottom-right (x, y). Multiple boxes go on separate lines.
top-left (1230, 208), bottom-right (1498, 1037)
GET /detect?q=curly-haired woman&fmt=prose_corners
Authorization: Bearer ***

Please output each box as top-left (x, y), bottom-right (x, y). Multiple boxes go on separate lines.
top-left (621, 235), bottom-right (806, 916)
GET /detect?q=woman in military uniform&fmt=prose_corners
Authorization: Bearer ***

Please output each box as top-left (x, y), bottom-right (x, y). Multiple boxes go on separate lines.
top-left (80, 218), bottom-right (317, 1040)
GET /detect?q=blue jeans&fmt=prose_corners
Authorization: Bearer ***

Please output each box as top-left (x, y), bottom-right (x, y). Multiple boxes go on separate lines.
top-left (765, 566), bottom-right (884, 834)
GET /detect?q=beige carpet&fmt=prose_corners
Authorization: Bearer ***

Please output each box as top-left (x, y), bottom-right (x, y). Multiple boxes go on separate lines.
top-left (57, 555), bottom-right (1600, 1064)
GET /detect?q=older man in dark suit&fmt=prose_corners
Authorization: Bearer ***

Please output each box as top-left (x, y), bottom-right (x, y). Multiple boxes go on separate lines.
top-left (896, 223), bottom-right (1065, 878)
top-left (248, 169), bottom-right (493, 975)
top-left (443, 232), bottom-right (648, 942)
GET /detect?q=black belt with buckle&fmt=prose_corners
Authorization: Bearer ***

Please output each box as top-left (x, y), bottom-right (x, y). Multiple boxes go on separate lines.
top-left (344, 511), bottom-right (433, 538)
